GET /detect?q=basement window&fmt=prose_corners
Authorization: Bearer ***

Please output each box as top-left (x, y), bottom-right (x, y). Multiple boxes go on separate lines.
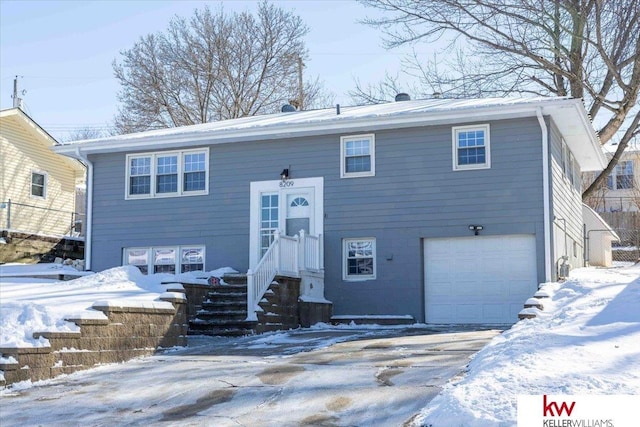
top-left (123, 245), bottom-right (205, 274)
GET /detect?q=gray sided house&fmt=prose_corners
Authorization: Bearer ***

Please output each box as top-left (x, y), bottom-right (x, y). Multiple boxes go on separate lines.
top-left (55, 97), bottom-right (605, 325)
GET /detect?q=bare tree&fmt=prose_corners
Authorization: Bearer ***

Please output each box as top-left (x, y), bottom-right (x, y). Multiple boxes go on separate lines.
top-left (357, 0), bottom-right (640, 199)
top-left (113, 2), bottom-right (331, 134)
top-left (61, 127), bottom-right (113, 143)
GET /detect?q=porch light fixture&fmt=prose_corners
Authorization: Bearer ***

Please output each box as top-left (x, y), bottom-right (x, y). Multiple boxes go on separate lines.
top-left (281, 168), bottom-right (290, 181)
top-left (468, 225), bottom-right (483, 235)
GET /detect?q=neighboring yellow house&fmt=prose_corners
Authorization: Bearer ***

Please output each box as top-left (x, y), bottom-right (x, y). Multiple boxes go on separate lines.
top-left (584, 145), bottom-right (640, 212)
top-left (1, 108), bottom-right (85, 237)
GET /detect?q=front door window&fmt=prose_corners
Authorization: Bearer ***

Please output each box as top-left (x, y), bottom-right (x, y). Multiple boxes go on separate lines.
top-left (286, 194), bottom-right (311, 236)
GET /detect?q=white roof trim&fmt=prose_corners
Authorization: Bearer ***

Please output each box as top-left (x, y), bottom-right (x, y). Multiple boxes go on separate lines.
top-left (582, 204), bottom-right (620, 241)
top-left (53, 97), bottom-right (605, 170)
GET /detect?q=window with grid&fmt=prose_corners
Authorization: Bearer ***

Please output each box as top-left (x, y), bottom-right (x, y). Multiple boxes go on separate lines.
top-left (129, 157), bottom-right (151, 195)
top-left (609, 161), bottom-right (634, 189)
top-left (260, 194), bottom-right (279, 256)
top-left (183, 152), bottom-right (206, 192)
top-left (126, 149), bottom-right (208, 199)
top-left (341, 134), bottom-right (375, 178)
top-left (453, 125), bottom-right (490, 170)
top-left (156, 155), bottom-right (178, 194)
top-left (343, 238), bottom-right (376, 280)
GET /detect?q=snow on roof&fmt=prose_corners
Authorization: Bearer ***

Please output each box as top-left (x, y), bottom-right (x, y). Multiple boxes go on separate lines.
top-left (54, 96), bottom-right (606, 170)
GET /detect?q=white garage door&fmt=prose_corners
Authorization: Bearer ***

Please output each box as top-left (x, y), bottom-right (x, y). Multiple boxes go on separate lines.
top-left (424, 235), bottom-right (537, 324)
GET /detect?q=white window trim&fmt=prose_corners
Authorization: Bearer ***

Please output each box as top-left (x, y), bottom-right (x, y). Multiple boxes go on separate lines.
top-left (609, 160), bottom-right (635, 190)
top-left (342, 237), bottom-right (377, 281)
top-left (452, 124), bottom-right (491, 171)
top-left (125, 148), bottom-right (209, 199)
top-left (30, 170), bottom-right (47, 199)
top-left (340, 134), bottom-right (376, 178)
top-left (123, 245), bottom-right (206, 274)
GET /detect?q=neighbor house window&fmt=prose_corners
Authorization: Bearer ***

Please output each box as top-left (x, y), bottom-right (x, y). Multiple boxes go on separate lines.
top-left (30, 171), bottom-right (47, 198)
top-left (126, 148), bottom-right (209, 199)
top-left (607, 161), bottom-right (634, 190)
top-left (343, 238), bottom-right (376, 280)
top-left (124, 245), bottom-right (205, 275)
top-left (452, 124), bottom-right (491, 170)
top-left (341, 134), bottom-right (375, 178)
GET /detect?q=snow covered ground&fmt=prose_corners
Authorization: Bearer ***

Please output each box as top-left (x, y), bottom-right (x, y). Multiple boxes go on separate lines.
top-left (412, 263), bottom-right (640, 426)
top-left (1, 262), bottom-right (639, 425)
top-left (0, 264), bottom-right (236, 349)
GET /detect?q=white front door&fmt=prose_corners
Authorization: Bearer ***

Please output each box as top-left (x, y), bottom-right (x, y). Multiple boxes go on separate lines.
top-left (250, 177), bottom-right (323, 268)
top-left (284, 188), bottom-right (314, 237)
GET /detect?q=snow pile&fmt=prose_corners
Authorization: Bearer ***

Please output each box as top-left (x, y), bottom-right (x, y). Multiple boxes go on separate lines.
top-left (413, 264), bottom-right (640, 426)
top-left (0, 265), bottom-right (233, 349)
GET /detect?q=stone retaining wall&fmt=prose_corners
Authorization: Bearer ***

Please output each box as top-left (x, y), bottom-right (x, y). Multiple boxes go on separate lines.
top-left (0, 295), bottom-right (186, 388)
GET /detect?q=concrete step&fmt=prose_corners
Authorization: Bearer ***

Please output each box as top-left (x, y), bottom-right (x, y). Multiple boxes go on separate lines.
top-left (222, 274), bottom-right (248, 286)
top-left (196, 310), bottom-right (248, 321)
top-left (207, 284), bottom-right (248, 295)
top-left (330, 315), bottom-right (415, 326)
top-left (205, 293), bottom-right (247, 304)
top-left (187, 327), bottom-right (255, 337)
top-left (202, 297), bottom-right (247, 310)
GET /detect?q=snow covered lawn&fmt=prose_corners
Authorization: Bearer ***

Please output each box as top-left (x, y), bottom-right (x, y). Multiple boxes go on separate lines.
top-left (1, 263), bottom-right (639, 425)
top-left (0, 264), bottom-right (235, 349)
top-left (412, 264), bottom-right (640, 426)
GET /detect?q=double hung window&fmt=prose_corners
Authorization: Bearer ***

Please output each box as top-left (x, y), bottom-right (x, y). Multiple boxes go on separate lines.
top-left (340, 134), bottom-right (375, 178)
top-left (126, 148), bottom-right (208, 199)
top-left (452, 125), bottom-right (491, 170)
top-left (608, 161), bottom-right (634, 190)
top-left (30, 171), bottom-right (47, 198)
top-left (343, 238), bottom-right (376, 281)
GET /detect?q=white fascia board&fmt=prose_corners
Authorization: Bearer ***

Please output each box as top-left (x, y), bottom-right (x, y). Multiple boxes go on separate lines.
top-left (53, 98), bottom-right (602, 163)
top-left (548, 102), bottom-right (606, 171)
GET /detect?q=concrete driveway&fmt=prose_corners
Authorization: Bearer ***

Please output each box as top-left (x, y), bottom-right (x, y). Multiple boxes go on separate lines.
top-left (0, 326), bottom-right (500, 426)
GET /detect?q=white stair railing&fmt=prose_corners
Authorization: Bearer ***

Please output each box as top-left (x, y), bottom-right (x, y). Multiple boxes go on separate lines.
top-left (246, 230), bottom-right (322, 321)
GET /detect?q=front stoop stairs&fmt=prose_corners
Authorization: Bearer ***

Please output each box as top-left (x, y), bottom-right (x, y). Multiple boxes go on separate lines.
top-left (188, 274), bottom-right (258, 337)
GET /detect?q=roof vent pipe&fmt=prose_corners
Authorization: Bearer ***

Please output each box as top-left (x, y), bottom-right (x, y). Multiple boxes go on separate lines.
top-left (395, 93), bottom-right (411, 102)
top-left (281, 104), bottom-right (296, 112)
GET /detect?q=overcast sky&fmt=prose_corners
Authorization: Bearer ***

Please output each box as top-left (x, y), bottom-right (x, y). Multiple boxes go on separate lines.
top-left (0, 0), bottom-right (428, 140)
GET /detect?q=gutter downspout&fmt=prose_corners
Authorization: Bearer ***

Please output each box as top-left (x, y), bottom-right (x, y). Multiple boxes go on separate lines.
top-left (536, 108), bottom-right (552, 282)
top-left (75, 147), bottom-right (93, 271)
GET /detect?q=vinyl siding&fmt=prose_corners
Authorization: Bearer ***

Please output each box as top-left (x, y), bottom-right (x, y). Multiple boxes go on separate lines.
top-left (89, 116), bottom-right (547, 322)
top-left (548, 119), bottom-right (585, 273)
top-left (1, 114), bottom-right (82, 236)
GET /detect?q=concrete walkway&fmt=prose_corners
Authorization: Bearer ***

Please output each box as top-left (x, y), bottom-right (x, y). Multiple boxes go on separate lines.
top-left (0, 326), bottom-right (500, 426)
